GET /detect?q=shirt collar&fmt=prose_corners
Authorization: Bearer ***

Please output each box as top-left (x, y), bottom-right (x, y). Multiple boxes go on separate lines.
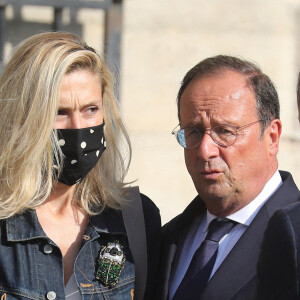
top-left (204, 170), bottom-right (282, 231)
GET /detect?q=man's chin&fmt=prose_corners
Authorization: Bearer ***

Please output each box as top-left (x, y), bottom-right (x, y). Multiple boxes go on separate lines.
top-left (197, 184), bottom-right (233, 203)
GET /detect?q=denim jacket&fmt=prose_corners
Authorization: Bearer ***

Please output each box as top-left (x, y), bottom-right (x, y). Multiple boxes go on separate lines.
top-left (0, 207), bottom-right (136, 300)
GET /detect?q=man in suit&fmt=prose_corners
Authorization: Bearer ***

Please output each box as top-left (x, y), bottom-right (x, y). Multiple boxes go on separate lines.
top-left (157, 55), bottom-right (300, 300)
top-left (255, 73), bottom-right (300, 300)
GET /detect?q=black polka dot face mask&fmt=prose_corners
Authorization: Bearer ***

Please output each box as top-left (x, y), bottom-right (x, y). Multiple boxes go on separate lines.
top-left (54, 123), bottom-right (106, 186)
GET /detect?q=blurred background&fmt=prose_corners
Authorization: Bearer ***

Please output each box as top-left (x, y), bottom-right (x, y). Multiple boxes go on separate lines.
top-left (1, 0), bottom-right (300, 224)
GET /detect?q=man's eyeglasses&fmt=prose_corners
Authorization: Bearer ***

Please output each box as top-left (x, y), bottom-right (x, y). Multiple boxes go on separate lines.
top-left (171, 119), bottom-right (266, 149)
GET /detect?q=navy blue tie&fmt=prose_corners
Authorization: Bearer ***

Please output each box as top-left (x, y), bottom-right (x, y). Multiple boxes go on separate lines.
top-left (173, 219), bottom-right (237, 300)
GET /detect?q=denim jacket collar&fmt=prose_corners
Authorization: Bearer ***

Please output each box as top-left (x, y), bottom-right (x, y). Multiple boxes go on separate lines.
top-left (89, 206), bottom-right (126, 235)
top-left (6, 210), bottom-right (47, 242)
top-left (6, 206), bottom-right (127, 242)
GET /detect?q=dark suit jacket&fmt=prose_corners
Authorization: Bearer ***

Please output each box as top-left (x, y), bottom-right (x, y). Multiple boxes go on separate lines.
top-left (256, 201), bottom-right (300, 299)
top-left (157, 171), bottom-right (300, 300)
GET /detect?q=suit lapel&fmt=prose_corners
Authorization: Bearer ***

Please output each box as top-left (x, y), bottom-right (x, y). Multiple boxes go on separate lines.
top-left (160, 171), bottom-right (299, 300)
top-left (201, 171), bottom-right (300, 299)
top-left (159, 197), bottom-right (206, 300)
top-left (201, 205), bottom-right (269, 299)
top-left (159, 222), bottom-right (188, 299)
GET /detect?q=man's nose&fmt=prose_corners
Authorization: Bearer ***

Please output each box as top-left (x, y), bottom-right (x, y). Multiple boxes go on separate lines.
top-left (196, 132), bottom-right (220, 160)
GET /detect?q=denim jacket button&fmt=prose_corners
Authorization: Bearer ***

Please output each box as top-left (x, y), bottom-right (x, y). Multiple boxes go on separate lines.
top-left (43, 244), bottom-right (53, 254)
top-left (83, 235), bottom-right (90, 241)
top-left (46, 291), bottom-right (56, 300)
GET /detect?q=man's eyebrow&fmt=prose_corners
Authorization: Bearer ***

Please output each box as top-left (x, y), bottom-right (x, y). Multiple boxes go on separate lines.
top-left (181, 118), bottom-right (239, 128)
top-left (181, 122), bottom-right (201, 128)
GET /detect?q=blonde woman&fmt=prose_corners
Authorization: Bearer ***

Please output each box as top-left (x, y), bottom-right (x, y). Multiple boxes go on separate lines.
top-left (0, 32), bottom-right (161, 300)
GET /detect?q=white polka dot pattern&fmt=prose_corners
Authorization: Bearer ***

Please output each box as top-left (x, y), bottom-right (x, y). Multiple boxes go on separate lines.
top-left (58, 139), bottom-right (65, 146)
top-left (55, 123), bottom-right (106, 186)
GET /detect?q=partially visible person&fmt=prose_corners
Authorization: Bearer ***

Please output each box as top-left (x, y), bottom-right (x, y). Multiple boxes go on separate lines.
top-left (255, 73), bottom-right (300, 300)
top-left (156, 55), bottom-right (300, 300)
top-left (0, 32), bottom-right (160, 300)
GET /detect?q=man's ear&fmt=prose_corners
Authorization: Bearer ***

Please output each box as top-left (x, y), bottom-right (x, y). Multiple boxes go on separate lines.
top-left (268, 119), bottom-right (282, 156)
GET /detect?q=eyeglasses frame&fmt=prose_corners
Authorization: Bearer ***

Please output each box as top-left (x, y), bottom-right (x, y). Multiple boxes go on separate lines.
top-left (171, 119), bottom-right (267, 149)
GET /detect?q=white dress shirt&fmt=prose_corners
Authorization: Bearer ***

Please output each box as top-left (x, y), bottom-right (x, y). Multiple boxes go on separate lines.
top-left (169, 170), bottom-right (282, 300)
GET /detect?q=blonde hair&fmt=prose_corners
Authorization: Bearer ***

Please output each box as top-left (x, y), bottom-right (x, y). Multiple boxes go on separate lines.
top-left (0, 32), bottom-right (132, 219)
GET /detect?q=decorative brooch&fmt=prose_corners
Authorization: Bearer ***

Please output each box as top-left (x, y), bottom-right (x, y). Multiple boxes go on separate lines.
top-left (96, 240), bottom-right (126, 288)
